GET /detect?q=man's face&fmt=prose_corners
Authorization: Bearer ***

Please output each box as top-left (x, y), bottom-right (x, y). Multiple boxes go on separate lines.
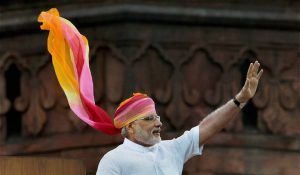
top-left (130, 114), bottom-right (162, 147)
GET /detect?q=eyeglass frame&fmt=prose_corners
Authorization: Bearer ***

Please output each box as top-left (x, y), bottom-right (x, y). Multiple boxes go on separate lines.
top-left (137, 115), bottom-right (160, 122)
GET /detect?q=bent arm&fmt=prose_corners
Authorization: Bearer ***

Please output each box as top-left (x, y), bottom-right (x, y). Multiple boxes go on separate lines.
top-left (199, 61), bottom-right (263, 145)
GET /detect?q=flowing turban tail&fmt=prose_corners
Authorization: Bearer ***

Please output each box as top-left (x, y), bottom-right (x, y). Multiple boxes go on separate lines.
top-left (38, 8), bottom-right (156, 135)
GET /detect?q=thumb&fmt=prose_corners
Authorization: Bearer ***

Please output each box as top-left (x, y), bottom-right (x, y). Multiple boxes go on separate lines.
top-left (244, 78), bottom-right (250, 90)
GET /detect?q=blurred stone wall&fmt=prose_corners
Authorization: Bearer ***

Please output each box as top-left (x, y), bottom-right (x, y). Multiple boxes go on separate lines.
top-left (0, 1), bottom-right (299, 174)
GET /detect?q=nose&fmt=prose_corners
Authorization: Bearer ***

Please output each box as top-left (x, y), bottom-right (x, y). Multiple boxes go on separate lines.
top-left (154, 119), bottom-right (162, 127)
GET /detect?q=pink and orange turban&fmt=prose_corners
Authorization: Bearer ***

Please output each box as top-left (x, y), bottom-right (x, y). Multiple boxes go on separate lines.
top-left (38, 8), bottom-right (156, 135)
top-left (114, 93), bottom-right (156, 128)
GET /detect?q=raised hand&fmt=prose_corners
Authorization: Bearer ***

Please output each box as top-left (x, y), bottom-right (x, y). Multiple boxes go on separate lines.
top-left (236, 61), bottom-right (263, 103)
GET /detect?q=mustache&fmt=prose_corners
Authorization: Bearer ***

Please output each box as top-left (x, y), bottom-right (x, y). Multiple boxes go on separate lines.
top-left (152, 128), bottom-right (161, 133)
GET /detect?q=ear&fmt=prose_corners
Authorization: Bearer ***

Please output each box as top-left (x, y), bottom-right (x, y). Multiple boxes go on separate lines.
top-left (126, 123), bottom-right (135, 134)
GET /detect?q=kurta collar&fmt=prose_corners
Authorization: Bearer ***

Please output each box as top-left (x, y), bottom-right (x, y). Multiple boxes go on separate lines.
top-left (123, 138), bottom-right (158, 153)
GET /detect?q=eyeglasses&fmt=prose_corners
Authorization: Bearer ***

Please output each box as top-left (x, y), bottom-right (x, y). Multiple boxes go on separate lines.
top-left (138, 115), bottom-right (160, 122)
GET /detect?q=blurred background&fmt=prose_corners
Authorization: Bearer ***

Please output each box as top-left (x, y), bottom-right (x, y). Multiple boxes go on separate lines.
top-left (0, 0), bottom-right (299, 175)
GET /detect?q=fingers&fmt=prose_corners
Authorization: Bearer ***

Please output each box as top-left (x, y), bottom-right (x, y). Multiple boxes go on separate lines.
top-left (257, 69), bottom-right (263, 81)
top-left (252, 61), bottom-right (260, 76)
top-left (247, 63), bottom-right (253, 79)
top-left (247, 60), bottom-right (263, 78)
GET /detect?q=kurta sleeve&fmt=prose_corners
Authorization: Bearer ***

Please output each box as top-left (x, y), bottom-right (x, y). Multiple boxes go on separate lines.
top-left (96, 154), bottom-right (121, 175)
top-left (173, 125), bottom-right (204, 162)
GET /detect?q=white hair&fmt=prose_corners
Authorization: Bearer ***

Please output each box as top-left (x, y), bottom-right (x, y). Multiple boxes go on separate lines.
top-left (121, 127), bottom-right (127, 138)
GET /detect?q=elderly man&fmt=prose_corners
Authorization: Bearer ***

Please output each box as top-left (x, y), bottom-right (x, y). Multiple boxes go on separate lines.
top-left (37, 8), bottom-right (262, 175)
top-left (96, 61), bottom-right (263, 175)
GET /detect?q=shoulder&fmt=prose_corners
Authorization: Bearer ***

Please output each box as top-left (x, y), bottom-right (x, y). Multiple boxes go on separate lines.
top-left (101, 145), bottom-right (124, 162)
top-left (162, 126), bottom-right (200, 152)
top-left (164, 126), bottom-right (199, 144)
top-left (97, 146), bottom-right (125, 174)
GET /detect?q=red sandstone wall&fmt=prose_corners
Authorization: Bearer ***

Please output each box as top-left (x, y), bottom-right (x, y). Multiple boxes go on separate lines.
top-left (0, 1), bottom-right (299, 174)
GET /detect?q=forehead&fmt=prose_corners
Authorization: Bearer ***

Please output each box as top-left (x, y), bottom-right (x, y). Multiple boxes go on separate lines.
top-left (144, 113), bottom-right (157, 117)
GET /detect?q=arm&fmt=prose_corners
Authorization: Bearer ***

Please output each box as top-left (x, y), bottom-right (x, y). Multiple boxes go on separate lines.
top-left (199, 61), bottom-right (263, 145)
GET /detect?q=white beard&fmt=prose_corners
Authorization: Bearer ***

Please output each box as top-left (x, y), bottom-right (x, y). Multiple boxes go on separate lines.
top-left (135, 125), bottom-right (161, 146)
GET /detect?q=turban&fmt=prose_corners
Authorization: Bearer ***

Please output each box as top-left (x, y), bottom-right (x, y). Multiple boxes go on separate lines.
top-left (114, 93), bottom-right (157, 129)
top-left (38, 8), bottom-right (156, 135)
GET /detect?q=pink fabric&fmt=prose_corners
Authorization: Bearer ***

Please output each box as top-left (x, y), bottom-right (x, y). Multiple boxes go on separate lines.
top-left (38, 8), bottom-right (120, 135)
top-left (39, 8), bottom-right (156, 134)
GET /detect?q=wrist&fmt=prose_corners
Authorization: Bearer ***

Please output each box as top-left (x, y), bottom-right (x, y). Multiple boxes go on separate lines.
top-left (233, 96), bottom-right (247, 109)
top-left (235, 93), bottom-right (249, 103)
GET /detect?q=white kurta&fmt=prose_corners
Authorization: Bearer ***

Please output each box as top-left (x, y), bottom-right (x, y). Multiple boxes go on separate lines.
top-left (96, 126), bottom-right (203, 175)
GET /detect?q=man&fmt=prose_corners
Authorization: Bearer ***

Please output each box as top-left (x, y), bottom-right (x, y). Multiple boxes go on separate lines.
top-left (37, 9), bottom-right (262, 175)
top-left (96, 61), bottom-right (263, 175)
